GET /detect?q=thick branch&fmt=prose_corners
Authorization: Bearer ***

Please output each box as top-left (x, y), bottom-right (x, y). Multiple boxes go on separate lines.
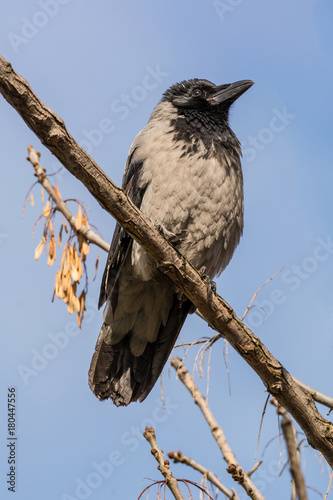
top-left (171, 357), bottom-right (265, 500)
top-left (1, 53), bottom-right (333, 466)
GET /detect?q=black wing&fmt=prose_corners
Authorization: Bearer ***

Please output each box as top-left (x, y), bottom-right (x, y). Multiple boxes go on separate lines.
top-left (98, 149), bottom-right (147, 309)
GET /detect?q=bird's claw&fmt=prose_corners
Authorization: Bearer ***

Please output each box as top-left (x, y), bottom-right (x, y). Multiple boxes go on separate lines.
top-left (156, 224), bottom-right (186, 245)
top-left (199, 266), bottom-right (216, 299)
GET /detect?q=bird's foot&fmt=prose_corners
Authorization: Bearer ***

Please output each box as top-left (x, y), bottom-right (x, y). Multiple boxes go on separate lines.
top-left (199, 266), bottom-right (216, 299)
top-left (156, 224), bottom-right (186, 245)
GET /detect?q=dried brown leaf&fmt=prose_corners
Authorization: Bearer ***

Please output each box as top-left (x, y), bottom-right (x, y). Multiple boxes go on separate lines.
top-left (79, 290), bottom-right (86, 315)
top-left (67, 283), bottom-right (80, 315)
top-left (66, 284), bottom-right (74, 313)
top-left (70, 245), bottom-right (80, 281)
top-left (75, 204), bottom-right (82, 231)
top-left (77, 290), bottom-right (86, 327)
top-left (58, 223), bottom-right (63, 248)
top-left (81, 240), bottom-right (90, 258)
top-left (67, 300), bottom-right (74, 315)
top-left (63, 248), bottom-right (70, 275)
top-left (82, 213), bottom-right (90, 229)
top-left (93, 255), bottom-right (100, 281)
top-left (55, 182), bottom-right (62, 200)
top-left (77, 233), bottom-right (84, 252)
top-left (47, 237), bottom-right (56, 266)
top-left (60, 245), bottom-right (67, 267)
top-left (48, 218), bottom-right (54, 235)
top-left (61, 272), bottom-right (71, 293)
top-left (71, 261), bottom-right (82, 282)
top-left (73, 294), bottom-right (80, 313)
top-left (34, 236), bottom-right (45, 260)
top-left (54, 271), bottom-right (65, 299)
top-left (30, 193), bottom-right (34, 207)
top-left (43, 199), bottom-right (51, 218)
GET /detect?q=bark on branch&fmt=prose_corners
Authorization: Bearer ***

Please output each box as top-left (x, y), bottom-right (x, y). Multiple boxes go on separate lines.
top-left (271, 399), bottom-right (308, 500)
top-left (27, 145), bottom-right (110, 252)
top-left (1, 53), bottom-right (333, 466)
top-left (171, 357), bottom-right (265, 500)
top-left (143, 427), bottom-right (185, 500)
top-left (168, 448), bottom-right (240, 499)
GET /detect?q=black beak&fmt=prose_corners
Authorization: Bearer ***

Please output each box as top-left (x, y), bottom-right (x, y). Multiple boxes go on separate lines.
top-left (209, 80), bottom-right (254, 105)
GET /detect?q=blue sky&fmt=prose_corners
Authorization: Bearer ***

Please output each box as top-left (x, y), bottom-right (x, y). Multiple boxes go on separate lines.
top-left (1, 1), bottom-right (333, 499)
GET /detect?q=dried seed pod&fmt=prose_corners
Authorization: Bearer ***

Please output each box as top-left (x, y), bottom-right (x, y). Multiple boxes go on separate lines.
top-left (34, 236), bottom-right (46, 260)
top-left (55, 182), bottom-right (62, 200)
top-left (58, 223), bottom-right (63, 248)
top-left (47, 237), bottom-right (56, 266)
top-left (75, 204), bottom-right (82, 231)
top-left (42, 199), bottom-right (51, 217)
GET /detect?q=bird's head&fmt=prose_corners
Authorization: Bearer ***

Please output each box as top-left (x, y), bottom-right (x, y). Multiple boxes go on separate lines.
top-left (163, 78), bottom-right (253, 115)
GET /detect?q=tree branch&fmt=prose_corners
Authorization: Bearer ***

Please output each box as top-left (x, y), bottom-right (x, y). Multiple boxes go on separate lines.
top-left (1, 53), bottom-right (333, 466)
top-left (168, 450), bottom-right (239, 499)
top-left (143, 427), bottom-right (185, 500)
top-left (293, 378), bottom-right (333, 412)
top-left (272, 399), bottom-right (308, 500)
top-left (170, 357), bottom-right (265, 500)
top-left (27, 145), bottom-right (110, 252)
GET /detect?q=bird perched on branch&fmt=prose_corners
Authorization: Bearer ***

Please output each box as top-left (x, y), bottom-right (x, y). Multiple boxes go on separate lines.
top-left (89, 78), bottom-right (253, 406)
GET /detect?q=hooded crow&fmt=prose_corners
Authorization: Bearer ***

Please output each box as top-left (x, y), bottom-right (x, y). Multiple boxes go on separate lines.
top-left (89, 78), bottom-right (253, 406)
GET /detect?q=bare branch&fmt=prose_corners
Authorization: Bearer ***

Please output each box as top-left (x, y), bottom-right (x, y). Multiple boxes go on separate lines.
top-left (1, 53), bottom-right (333, 466)
top-left (272, 399), bottom-right (308, 500)
top-left (170, 357), bottom-right (266, 500)
top-left (241, 265), bottom-right (285, 321)
top-left (27, 145), bottom-right (110, 252)
top-left (324, 471), bottom-right (333, 499)
top-left (247, 461), bottom-right (262, 477)
top-left (143, 427), bottom-right (185, 500)
top-left (168, 450), bottom-right (239, 499)
top-left (293, 378), bottom-right (333, 412)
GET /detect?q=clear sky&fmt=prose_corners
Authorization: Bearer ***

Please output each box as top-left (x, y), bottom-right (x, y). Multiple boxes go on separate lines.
top-left (1, 1), bottom-right (333, 499)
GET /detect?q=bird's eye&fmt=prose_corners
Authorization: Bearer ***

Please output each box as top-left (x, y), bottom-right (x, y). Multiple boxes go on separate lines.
top-left (192, 88), bottom-right (202, 97)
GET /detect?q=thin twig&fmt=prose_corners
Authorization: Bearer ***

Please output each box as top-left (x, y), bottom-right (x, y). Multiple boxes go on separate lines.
top-left (241, 265), bottom-right (285, 321)
top-left (168, 450), bottom-right (239, 499)
top-left (171, 357), bottom-right (266, 500)
top-left (143, 427), bottom-right (185, 500)
top-left (324, 471), bottom-right (333, 499)
top-left (247, 461), bottom-right (262, 478)
top-left (174, 339), bottom-right (209, 348)
top-left (255, 394), bottom-right (270, 459)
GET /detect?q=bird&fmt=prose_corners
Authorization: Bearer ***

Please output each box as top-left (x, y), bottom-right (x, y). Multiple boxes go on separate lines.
top-left (88, 77), bottom-right (253, 406)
